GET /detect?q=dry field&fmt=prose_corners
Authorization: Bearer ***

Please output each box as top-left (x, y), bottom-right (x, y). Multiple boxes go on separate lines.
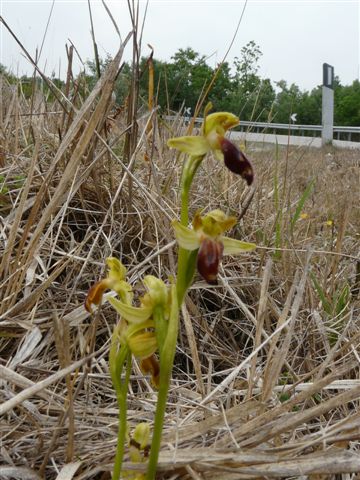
top-left (1, 51), bottom-right (360, 480)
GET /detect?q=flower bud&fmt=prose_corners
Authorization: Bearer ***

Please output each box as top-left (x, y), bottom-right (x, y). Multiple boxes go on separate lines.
top-left (220, 138), bottom-right (254, 185)
top-left (197, 238), bottom-right (224, 285)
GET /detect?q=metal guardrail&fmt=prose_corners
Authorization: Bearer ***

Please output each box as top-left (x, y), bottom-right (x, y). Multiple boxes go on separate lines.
top-left (238, 121), bottom-right (360, 141)
top-left (166, 116), bottom-right (360, 142)
top-left (237, 120), bottom-right (322, 133)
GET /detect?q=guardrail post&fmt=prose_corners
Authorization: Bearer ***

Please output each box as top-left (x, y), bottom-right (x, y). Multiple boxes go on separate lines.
top-left (322, 63), bottom-right (334, 146)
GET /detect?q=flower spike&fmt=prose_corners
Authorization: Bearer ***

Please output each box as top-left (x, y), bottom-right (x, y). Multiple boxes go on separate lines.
top-left (168, 107), bottom-right (254, 184)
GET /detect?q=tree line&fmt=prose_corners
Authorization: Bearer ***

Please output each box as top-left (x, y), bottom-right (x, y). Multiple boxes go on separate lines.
top-left (2, 41), bottom-right (359, 126)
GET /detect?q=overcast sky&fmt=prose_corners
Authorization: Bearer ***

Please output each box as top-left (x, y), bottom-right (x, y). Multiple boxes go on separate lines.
top-left (1, 0), bottom-right (359, 91)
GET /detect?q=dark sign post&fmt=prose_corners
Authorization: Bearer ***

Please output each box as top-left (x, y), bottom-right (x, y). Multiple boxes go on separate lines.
top-left (322, 63), bottom-right (334, 145)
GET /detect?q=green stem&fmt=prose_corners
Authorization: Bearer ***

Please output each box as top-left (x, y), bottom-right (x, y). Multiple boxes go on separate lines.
top-left (145, 365), bottom-right (171, 479)
top-left (146, 285), bottom-right (179, 480)
top-left (176, 155), bottom-right (203, 304)
top-left (111, 342), bottom-right (131, 480)
top-left (147, 154), bottom-right (203, 479)
top-left (179, 154), bottom-right (203, 225)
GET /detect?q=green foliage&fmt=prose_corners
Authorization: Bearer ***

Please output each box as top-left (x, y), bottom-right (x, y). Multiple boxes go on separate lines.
top-left (0, 174), bottom-right (26, 196)
top-left (335, 79), bottom-right (360, 126)
top-left (310, 271), bottom-right (351, 345)
top-left (279, 392), bottom-right (291, 403)
top-left (290, 179), bottom-right (315, 235)
top-left (311, 271), bottom-right (351, 318)
top-left (2, 40), bottom-right (360, 125)
top-left (273, 81), bottom-right (303, 123)
top-left (272, 142), bottom-right (282, 260)
top-left (310, 271), bottom-right (332, 314)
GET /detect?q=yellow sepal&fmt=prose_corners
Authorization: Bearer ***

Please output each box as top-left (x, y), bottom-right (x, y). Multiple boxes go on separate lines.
top-left (172, 221), bottom-right (200, 250)
top-left (221, 237), bottom-right (257, 255)
top-left (167, 135), bottom-right (209, 155)
top-left (108, 297), bottom-right (153, 323)
top-left (133, 422), bottom-right (151, 450)
top-left (106, 257), bottom-right (127, 282)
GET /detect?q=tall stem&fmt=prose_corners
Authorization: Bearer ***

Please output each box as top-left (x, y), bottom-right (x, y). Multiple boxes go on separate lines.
top-left (146, 285), bottom-right (178, 480)
top-left (145, 367), bottom-right (171, 479)
top-left (111, 346), bottom-right (131, 480)
top-left (147, 155), bottom-right (203, 479)
top-left (176, 155), bottom-right (203, 304)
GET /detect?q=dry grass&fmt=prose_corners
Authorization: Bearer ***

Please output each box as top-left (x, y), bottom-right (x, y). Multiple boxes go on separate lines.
top-left (1, 50), bottom-right (360, 480)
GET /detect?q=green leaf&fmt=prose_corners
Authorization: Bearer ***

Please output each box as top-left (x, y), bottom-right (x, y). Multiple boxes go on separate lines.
top-left (290, 179), bottom-right (315, 234)
top-left (334, 283), bottom-right (350, 316)
top-left (310, 271), bottom-right (332, 314)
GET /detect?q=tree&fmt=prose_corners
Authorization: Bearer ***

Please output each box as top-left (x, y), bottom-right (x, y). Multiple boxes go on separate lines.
top-left (233, 40), bottom-right (262, 90)
top-left (296, 87), bottom-right (322, 125)
top-left (334, 80), bottom-right (360, 125)
top-left (224, 41), bottom-right (275, 121)
top-left (273, 81), bottom-right (305, 123)
top-left (166, 47), bottom-right (213, 111)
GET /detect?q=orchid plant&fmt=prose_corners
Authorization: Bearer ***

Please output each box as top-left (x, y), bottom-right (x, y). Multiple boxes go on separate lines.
top-left (85, 105), bottom-right (256, 480)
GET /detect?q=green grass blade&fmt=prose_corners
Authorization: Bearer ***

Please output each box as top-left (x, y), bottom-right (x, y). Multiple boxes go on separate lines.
top-left (310, 271), bottom-right (332, 314)
top-left (290, 179), bottom-right (315, 234)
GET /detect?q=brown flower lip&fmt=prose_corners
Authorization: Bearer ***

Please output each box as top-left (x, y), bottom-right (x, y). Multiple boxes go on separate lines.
top-left (140, 354), bottom-right (160, 389)
top-left (85, 280), bottom-right (109, 312)
top-left (220, 137), bottom-right (254, 186)
top-left (197, 237), bottom-right (224, 285)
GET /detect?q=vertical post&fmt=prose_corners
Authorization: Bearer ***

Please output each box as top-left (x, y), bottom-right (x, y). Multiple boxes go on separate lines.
top-left (322, 63), bottom-right (334, 146)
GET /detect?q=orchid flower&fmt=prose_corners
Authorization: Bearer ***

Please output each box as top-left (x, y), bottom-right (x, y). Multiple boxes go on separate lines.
top-left (168, 110), bottom-right (254, 185)
top-left (85, 259), bottom-right (171, 385)
top-left (173, 209), bottom-right (256, 284)
top-left (85, 257), bottom-right (133, 312)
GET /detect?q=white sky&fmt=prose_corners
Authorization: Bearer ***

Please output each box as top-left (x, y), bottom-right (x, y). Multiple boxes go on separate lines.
top-left (1, 0), bottom-right (359, 91)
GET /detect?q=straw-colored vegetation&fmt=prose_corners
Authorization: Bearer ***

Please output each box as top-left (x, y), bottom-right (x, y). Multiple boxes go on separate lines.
top-left (1, 16), bottom-right (360, 480)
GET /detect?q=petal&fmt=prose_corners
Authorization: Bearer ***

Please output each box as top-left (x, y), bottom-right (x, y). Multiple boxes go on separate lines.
top-left (172, 221), bottom-right (200, 250)
top-left (219, 138), bottom-right (254, 185)
top-left (222, 237), bottom-right (257, 255)
top-left (108, 297), bottom-right (153, 323)
top-left (167, 136), bottom-right (209, 155)
top-left (197, 238), bottom-right (224, 285)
